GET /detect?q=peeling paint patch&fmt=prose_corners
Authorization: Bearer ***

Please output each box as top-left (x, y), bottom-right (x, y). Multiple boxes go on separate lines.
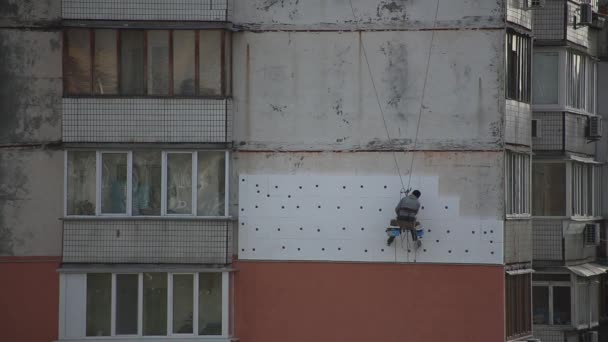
top-left (376, 0), bottom-right (409, 21)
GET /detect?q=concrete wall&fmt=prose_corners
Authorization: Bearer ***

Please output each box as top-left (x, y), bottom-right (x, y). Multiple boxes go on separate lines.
top-left (233, 30), bottom-right (504, 151)
top-left (0, 0), bottom-right (63, 258)
top-left (233, 0), bottom-right (505, 30)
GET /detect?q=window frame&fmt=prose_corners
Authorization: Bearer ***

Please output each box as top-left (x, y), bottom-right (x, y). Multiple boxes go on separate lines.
top-left (505, 30), bottom-right (532, 103)
top-left (85, 272), bottom-right (229, 338)
top-left (64, 150), bottom-right (230, 218)
top-left (566, 49), bottom-right (597, 115)
top-left (505, 150), bottom-right (532, 218)
top-left (533, 277), bottom-right (573, 327)
top-left (574, 276), bottom-right (600, 329)
top-left (63, 28), bottom-right (232, 97)
top-left (570, 161), bottom-right (602, 219)
top-left (505, 273), bottom-right (532, 340)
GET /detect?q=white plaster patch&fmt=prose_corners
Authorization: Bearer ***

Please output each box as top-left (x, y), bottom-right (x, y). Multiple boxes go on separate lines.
top-left (238, 175), bottom-right (503, 264)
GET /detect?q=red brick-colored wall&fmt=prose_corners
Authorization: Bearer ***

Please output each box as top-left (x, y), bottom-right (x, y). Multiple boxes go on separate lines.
top-left (235, 262), bottom-right (504, 342)
top-left (0, 257), bottom-right (60, 342)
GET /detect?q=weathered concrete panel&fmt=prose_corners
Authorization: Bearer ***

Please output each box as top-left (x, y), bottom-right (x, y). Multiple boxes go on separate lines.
top-left (0, 0), bottom-right (60, 25)
top-left (233, 30), bottom-right (504, 151)
top-left (504, 219), bottom-right (532, 264)
top-left (0, 29), bottom-right (62, 144)
top-left (0, 149), bottom-right (63, 256)
top-left (233, 0), bottom-right (505, 30)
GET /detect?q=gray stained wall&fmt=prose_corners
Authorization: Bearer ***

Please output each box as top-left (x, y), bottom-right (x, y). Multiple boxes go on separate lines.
top-left (231, 0), bottom-right (509, 151)
top-left (0, 0), bottom-right (63, 256)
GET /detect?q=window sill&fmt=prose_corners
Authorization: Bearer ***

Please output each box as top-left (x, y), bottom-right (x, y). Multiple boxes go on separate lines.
top-left (570, 216), bottom-right (603, 222)
top-left (505, 214), bottom-right (532, 220)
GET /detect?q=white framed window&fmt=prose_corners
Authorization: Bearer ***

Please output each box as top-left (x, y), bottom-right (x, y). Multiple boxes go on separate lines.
top-left (533, 274), bottom-right (573, 326)
top-left (85, 272), bottom-right (228, 338)
top-left (66, 150), bottom-right (229, 217)
top-left (571, 162), bottom-right (602, 218)
top-left (506, 151), bottom-right (532, 216)
top-left (533, 52), bottom-right (559, 105)
top-left (575, 276), bottom-right (600, 329)
top-left (506, 30), bottom-right (532, 103)
top-left (566, 50), bottom-right (597, 114)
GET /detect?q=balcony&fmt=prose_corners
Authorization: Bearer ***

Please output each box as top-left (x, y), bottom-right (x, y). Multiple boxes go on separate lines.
top-left (62, 217), bottom-right (234, 264)
top-left (533, 218), bottom-right (599, 267)
top-left (532, 112), bottom-right (595, 156)
top-left (62, 0), bottom-right (231, 22)
top-left (62, 97), bottom-right (232, 145)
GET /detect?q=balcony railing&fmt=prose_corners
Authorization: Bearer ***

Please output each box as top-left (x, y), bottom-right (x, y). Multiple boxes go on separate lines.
top-left (62, 217), bottom-right (234, 264)
top-left (62, 0), bottom-right (231, 22)
top-left (63, 97), bottom-right (232, 145)
top-left (533, 218), bottom-right (598, 266)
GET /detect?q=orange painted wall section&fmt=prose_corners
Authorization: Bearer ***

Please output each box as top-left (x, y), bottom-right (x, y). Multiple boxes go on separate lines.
top-left (0, 257), bottom-right (60, 342)
top-left (235, 262), bottom-right (505, 342)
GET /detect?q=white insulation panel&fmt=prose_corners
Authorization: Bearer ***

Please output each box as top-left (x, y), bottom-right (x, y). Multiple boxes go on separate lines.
top-left (238, 175), bottom-right (503, 264)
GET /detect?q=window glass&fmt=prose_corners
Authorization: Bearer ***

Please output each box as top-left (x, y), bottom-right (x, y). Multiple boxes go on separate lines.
top-left (533, 163), bottom-right (566, 216)
top-left (132, 152), bottom-right (162, 216)
top-left (101, 153), bottom-right (127, 214)
top-left (199, 30), bottom-right (222, 96)
top-left (506, 31), bottom-right (531, 102)
top-left (173, 30), bottom-right (196, 95)
top-left (143, 273), bottom-right (167, 336)
top-left (94, 30), bottom-right (118, 94)
top-left (116, 274), bottom-right (138, 335)
top-left (533, 53), bottom-right (558, 104)
top-left (67, 151), bottom-right (96, 215)
top-left (120, 30), bottom-right (145, 95)
top-left (173, 274), bottom-right (194, 334)
top-left (199, 273), bottom-right (222, 335)
top-left (65, 29), bottom-right (92, 94)
top-left (197, 152), bottom-right (225, 216)
top-left (86, 273), bottom-right (111, 337)
top-left (533, 286), bottom-right (549, 324)
top-left (147, 30), bottom-right (170, 95)
top-left (167, 153), bottom-right (193, 214)
top-left (553, 286), bottom-right (571, 325)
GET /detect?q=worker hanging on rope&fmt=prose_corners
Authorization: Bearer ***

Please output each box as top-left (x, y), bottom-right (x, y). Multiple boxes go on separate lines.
top-left (387, 190), bottom-right (422, 248)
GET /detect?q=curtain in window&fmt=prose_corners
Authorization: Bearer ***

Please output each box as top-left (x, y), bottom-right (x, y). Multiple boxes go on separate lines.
top-left (173, 30), bottom-right (196, 95)
top-left (197, 152), bottom-right (225, 216)
top-left (101, 153), bottom-right (127, 214)
top-left (65, 29), bottom-right (92, 94)
top-left (199, 30), bottom-right (222, 96)
top-left (120, 31), bottom-right (145, 95)
top-left (147, 30), bottom-right (170, 95)
top-left (167, 153), bottom-right (193, 214)
top-left (132, 152), bottom-right (162, 216)
top-left (94, 29), bottom-right (118, 94)
top-left (67, 151), bottom-right (96, 215)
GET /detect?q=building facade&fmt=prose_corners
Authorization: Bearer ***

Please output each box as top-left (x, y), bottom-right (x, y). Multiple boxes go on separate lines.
top-left (0, 0), bottom-right (606, 342)
top-left (531, 1), bottom-right (607, 342)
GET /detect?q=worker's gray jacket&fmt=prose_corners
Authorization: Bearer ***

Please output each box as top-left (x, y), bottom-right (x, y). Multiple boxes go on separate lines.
top-left (395, 194), bottom-right (421, 219)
